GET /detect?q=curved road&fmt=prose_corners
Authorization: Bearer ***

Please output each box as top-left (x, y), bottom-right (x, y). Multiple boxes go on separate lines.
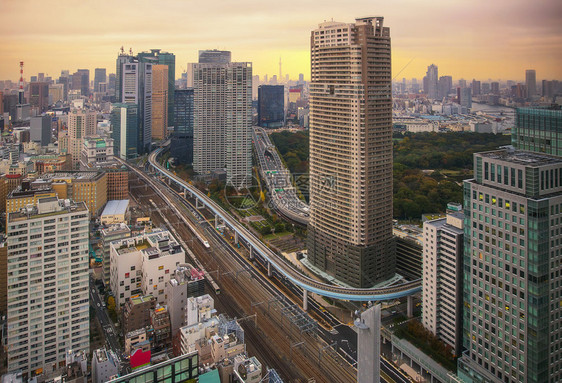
top-left (253, 127), bottom-right (309, 225)
top-left (146, 147), bottom-right (421, 301)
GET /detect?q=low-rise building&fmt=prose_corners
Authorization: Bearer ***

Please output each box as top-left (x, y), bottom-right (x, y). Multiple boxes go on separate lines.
top-left (106, 167), bottom-right (129, 200)
top-left (31, 153), bottom-right (71, 174)
top-left (166, 265), bottom-right (206, 336)
top-left (6, 180), bottom-right (56, 213)
top-left (232, 355), bottom-right (262, 383)
top-left (110, 229), bottom-right (185, 307)
top-left (108, 352), bottom-right (199, 383)
top-left (122, 295), bottom-right (156, 334)
top-left (179, 314), bottom-right (245, 367)
top-left (79, 136), bottom-right (115, 169)
top-left (151, 305), bottom-right (172, 352)
top-left (101, 223), bottom-right (131, 286)
top-left (40, 170), bottom-right (108, 216)
top-left (100, 199), bottom-right (130, 225)
top-left (92, 348), bottom-right (120, 383)
top-left (125, 328), bottom-right (151, 356)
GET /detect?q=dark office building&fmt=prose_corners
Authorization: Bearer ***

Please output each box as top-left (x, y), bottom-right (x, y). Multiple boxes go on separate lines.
top-left (94, 68), bottom-right (107, 93)
top-left (198, 49), bottom-right (231, 64)
top-left (171, 88), bottom-right (194, 164)
top-left (3, 94), bottom-right (18, 121)
top-left (111, 103), bottom-right (140, 159)
top-left (258, 85), bottom-right (284, 128)
top-left (72, 69), bottom-right (90, 97)
top-left (28, 82), bottom-right (49, 112)
top-left (395, 237), bottom-right (422, 280)
top-left (30, 115), bottom-right (52, 146)
top-left (513, 106), bottom-right (562, 156)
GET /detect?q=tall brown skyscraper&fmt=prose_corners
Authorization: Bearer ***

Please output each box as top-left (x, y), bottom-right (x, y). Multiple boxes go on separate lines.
top-left (307, 17), bottom-right (395, 288)
top-left (151, 64), bottom-right (169, 140)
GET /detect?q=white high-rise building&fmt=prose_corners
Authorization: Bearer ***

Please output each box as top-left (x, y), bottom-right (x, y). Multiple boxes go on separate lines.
top-left (6, 197), bottom-right (90, 378)
top-left (422, 204), bottom-right (464, 355)
top-left (190, 53), bottom-right (252, 188)
top-left (68, 109), bottom-right (96, 169)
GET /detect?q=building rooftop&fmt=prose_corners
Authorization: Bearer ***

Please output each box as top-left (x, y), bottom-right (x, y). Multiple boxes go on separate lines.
top-left (129, 295), bottom-right (155, 306)
top-left (478, 148), bottom-right (562, 167)
top-left (94, 348), bottom-right (118, 365)
top-left (101, 222), bottom-right (131, 236)
top-left (125, 327), bottom-right (148, 339)
top-left (426, 214), bottom-right (464, 234)
top-left (114, 229), bottom-right (183, 258)
top-left (8, 198), bottom-right (87, 222)
top-left (41, 170), bottom-right (103, 181)
top-left (169, 265), bottom-right (205, 285)
top-left (102, 200), bottom-right (130, 217)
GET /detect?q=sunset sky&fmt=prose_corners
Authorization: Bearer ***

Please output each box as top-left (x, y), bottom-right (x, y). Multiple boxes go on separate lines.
top-left (1, 0), bottom-right (561, 83)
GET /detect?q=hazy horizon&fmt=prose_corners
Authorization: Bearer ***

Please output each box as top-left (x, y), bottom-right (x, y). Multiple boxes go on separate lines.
top-left (2, 0), bottom-right (561, 83)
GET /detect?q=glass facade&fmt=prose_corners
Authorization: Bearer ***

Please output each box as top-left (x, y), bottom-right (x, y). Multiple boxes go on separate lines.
top-left (171, 88), bottom-right (194, 164)
top-left (111, 103), bottom-right (140, 159)
top-left (257, 85), bottom-right (284, 128)
top-left (513, 107), bottom-right (562, 156)
top-left (460, 149), bottom-right (562, 383)
top-left (109, 352), bottom-right (198, 383)
top-left (138, 50), bottom-right (176, 126)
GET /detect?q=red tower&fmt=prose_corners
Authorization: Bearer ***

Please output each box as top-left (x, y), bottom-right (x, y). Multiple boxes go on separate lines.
top-left (18, 61), bottom-right (24, 104)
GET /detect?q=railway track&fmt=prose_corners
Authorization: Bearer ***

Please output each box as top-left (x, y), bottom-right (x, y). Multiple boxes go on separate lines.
top-left (128, 172), bottom-right (358, 382)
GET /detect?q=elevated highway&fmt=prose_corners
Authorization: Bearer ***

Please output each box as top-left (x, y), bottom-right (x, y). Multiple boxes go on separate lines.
top-left (146, 146), bottom-right (421, 305)
top-left (253, 127), bottom-right (309, 225)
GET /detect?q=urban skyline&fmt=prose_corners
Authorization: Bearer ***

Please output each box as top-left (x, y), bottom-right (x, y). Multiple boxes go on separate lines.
top-left (1, 0), bottom-right (561, 82)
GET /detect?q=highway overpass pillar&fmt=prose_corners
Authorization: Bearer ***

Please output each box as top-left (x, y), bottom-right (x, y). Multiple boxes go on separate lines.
top-left (356, 304), bottom-right (381, 383)
top-left (303, 289), bottom-right (308, 311)
top-left (234, 232), bottom-right (239, 245)
top-left (267, 261), bottom-right (272, 277)
top-left (214, 215), bottom-right (218, 229)
top-left (407, 295), bottom-right (414, 318)
top-left (249, 247), bottom-right (254, 260)
top-left (195, 198), bottom-right (203, 209)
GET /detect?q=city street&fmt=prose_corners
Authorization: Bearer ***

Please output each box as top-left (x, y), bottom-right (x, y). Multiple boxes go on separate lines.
top-left (89, 275), bottom-right (129, 374)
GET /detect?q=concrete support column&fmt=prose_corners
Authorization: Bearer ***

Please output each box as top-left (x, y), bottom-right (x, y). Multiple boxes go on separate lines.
top-left (234, 232), bottom-right (239, 245)
top-left (303, 289), bottom-right (308, 311)
top-left (249, 247), bottom-right (254, 260)
top-left (407, 295), bottom-right (414, 318)
top-left (267, 261), bottom-right (272, 277)
top-left (356, 304), bottom-right (381, 383)
top-left (215, 214), bottom-right (218, 229)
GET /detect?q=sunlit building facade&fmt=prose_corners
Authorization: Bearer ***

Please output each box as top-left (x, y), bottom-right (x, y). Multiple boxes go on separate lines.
top-left (307, 17), bottom-right (395, 288)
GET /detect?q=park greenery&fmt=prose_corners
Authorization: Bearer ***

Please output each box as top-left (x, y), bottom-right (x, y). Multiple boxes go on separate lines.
top-left (394, 320), bottom-right (457, 372)
top-left (270, 130), bottom-right (511, 219)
